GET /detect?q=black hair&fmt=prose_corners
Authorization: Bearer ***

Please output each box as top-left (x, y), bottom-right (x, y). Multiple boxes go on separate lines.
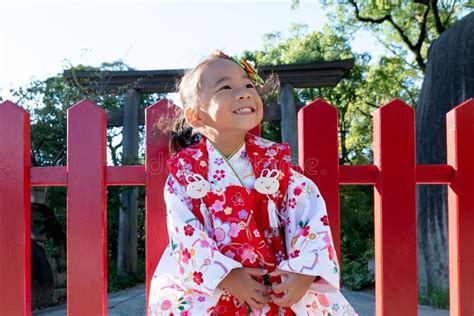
top-left (165, 55), bottom-right (279, 156)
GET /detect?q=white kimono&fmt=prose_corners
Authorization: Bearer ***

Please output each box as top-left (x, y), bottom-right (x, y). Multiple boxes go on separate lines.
top-left (148, 136), bottom-right (357, 315)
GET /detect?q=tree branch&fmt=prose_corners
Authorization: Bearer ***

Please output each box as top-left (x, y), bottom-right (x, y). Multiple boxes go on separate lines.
top-left (372, 32), bottom-right (419, 70)
top-left (52, 146), bottom-right (67, 166)
top-left (355, 107), bottom-right (372, 118)
top-left (411, 4), bottom-right (430, 72)
top-left (31, 153), bottom-right (38, 167)
top-left (398, 82), bottom-right (418, 106)
top-left (107, 138), bottom-right (123, 166)
top-left (443, 0), bottom-right (459, 27)
top-left (430, 0), bottom-right (446, 34)
top-left (366, 101), bottom-right (381, 109)
top-left (348, 0), bottom-right (427, 71)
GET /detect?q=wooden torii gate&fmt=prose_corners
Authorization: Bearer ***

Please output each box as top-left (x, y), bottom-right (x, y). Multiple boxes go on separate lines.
top-left (63, 58), bottom-right (354, 276)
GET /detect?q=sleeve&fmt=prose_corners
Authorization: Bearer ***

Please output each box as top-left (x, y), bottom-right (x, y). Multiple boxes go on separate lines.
top-left (277, 168), bottom-right (340, 293)
top-left (164, 173), bottom-right (243, 296)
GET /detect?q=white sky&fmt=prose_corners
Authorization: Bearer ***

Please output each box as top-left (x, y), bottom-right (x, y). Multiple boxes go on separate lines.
top-left (0, 0), bottom-right (384, 103)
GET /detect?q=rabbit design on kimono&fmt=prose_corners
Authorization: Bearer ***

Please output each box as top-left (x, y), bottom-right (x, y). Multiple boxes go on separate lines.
top-left (185, 173), bottom-right (211, 199)
top-left (185, 173), bottom-right (212, 230)
top-left (254, 168), bottom-right (280, 195)
top-left (254, 169), bottom-right (281, 228)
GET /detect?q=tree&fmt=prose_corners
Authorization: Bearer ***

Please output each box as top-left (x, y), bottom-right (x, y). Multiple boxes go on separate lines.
top-left (242, 23), bottom-right (419, 289)
top-left (244, 24), bottom-right (418, 164)
top-left (293, 0), bottom-right (472, 73)
top-left (289, 1), bottom-right (472, 304)
top-left (9, 60), bottom-right (161, 292)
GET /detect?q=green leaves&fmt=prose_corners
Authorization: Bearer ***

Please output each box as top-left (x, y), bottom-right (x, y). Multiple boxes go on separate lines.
top-left (313, 0), bottom-right (470, 73)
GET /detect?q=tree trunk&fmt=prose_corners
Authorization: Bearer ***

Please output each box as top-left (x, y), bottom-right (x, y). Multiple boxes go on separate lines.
top-left (416, 12), bottom-right (474, 295)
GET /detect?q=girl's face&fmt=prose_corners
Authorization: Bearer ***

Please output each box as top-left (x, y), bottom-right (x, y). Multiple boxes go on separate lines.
top-left (188, 58), bottom-right (264, 136)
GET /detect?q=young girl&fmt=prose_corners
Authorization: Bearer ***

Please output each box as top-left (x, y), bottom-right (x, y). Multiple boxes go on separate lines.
top-left (148, 50), bottom-right (357, 315)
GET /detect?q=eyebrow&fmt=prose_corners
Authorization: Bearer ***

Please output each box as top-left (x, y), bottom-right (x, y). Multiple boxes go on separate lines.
top-left (213, 75), bottom-right (250, 87)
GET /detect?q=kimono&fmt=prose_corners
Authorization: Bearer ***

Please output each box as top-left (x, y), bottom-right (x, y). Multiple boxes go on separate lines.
top-left (148, 132), bottom-right (357, 316)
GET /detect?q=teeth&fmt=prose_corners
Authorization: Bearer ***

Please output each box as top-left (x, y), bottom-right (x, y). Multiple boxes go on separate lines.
top-left (234, 107), bottom-right (253, 114)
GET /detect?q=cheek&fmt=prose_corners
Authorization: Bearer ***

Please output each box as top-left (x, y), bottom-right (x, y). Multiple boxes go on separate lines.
top-left (253, 95), bottom-right (264, 110)
top-left (205, 101), bottom-right (221, 117)
top-left (256, 101), bottom-right (264, 118)
top-left (211, 101), bottom-right (234, 118)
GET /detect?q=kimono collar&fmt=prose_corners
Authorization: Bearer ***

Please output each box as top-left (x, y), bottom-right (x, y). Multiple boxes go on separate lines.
top-left (194, 132), bottom-right (282, 182)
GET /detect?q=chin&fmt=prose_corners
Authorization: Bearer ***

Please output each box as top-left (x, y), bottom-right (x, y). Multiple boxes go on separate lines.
top-left (241, 119), bottom-right (261, 130)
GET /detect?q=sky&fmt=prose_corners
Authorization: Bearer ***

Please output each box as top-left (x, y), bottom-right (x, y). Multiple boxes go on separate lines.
top-left (0, 0), bottom-right (384, 104)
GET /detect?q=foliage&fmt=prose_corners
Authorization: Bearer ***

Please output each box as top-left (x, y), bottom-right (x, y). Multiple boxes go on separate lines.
top-left (419, 281), bottom-right (449, 309)
top-left (9, 60), bottom-right (158, 293)
top-left (292, 0), bottom-right (472, 73)
top-left (241, 22), bottom-right (432, 289)
top-left (16, 2), bottom-right (473, 296)
top-left (340, 185), bottom-right (375, 290)
top-left (244, 23), bottom-right (419, 165)
top-left (9, 60), bottom-right (161, 167)
top-left (108, 258), bottom-right (146, 293)
top-left (341, 258), bottom-right (374, 290)
top-left (285, 0), bottom-right (471, 298)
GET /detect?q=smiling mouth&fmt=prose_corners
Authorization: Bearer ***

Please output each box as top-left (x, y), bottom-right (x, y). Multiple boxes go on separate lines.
top-left (233, 107), bottom-right (255, 114)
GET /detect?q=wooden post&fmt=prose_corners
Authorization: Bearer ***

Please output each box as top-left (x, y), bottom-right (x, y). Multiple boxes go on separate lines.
top-left (446, 99), bottom-right (474, 316)
top-left (298, 99), bottom-right (341, 260)
top-left (280, 83), bottom-right (298, 164)
top-left (145, 99), bottom-right (177, 310)
top-left (373, 99), bottom-right (418, 315)
top-left (0, 101), bottom-right (31, 316)
top-left (118, 88), bottom-right (140, 276)
top-left (67, 99), bottom-right (107, 315)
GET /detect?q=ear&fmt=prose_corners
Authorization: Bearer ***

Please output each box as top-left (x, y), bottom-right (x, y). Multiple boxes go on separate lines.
top-left (269, 170), bottom-right (280, 179)
top-left (184, 107), bottom-right (205, 128)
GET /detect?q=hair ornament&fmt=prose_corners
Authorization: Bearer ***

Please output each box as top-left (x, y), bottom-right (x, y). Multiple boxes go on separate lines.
top-left (210, 49), bottom-right (265, 87)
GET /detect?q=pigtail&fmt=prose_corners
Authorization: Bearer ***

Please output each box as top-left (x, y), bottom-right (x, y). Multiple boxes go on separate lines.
top-left (168, 114), bottom-right (201, 156)
top-left (152, 103), bottom-right (201, 156)
top-left (258, 71), bottom-right (280, 98)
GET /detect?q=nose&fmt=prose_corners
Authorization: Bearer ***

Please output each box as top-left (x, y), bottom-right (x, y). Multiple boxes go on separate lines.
top-left (235, 87), bottom-right (252, 100)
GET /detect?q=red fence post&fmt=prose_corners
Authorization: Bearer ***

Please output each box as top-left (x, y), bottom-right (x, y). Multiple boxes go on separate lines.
top-left (446, 98), bottom-right (474, 316)
top-left (0, 101), bottom-right (31, 316)
top-left (298, 99), bottom-right (341, 260)
top-left (67, 99), bottom-right (107, 315)
top-left (145, 99), bottom-right (177, 310)
top-left (373, 99), bottom-right (417, 315)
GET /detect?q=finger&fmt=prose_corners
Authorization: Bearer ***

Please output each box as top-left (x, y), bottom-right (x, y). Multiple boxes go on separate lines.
top-left (251, 279), bottom-right (269, 293)
top-left (259, 285), bottom-right (272, 295)
top-left (282, 291), bottom-right (303, 307)
top-left (271, 293), bottom-right (291, 307)
top-left (245, 267), bottom-right (268, 276)
top-left (247, 298), bottom-right (265, 310)
top-left (269, 269), bottom-right (288, 277)
top-left (272, 281), bottom-right (292, 293)
top-left (252, 289), bottom-right (269, 304)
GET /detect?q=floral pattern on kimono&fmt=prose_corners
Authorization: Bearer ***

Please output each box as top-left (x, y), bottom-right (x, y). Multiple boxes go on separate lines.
top-left (148, 133), bottom-right (358, 316)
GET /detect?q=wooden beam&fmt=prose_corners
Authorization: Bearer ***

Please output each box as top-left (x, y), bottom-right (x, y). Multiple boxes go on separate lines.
top-left (64, 59), bottom-right (354, 94)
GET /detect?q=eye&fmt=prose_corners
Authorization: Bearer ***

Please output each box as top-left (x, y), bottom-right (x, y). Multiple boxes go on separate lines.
top-left (219, 85), bottom-right (231, 91)
top-left (246, 83), bottom-right (255, 88)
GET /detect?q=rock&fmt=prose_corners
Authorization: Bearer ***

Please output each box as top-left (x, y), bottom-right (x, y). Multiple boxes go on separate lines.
top-left (32, 239), bottom-right (54, 309)
top-left (416, 12), bottom-right (474, 294)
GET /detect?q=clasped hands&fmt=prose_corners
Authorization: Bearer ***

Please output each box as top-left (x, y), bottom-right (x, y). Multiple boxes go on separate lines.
top-left (218, 267), bottom-right (317, 310)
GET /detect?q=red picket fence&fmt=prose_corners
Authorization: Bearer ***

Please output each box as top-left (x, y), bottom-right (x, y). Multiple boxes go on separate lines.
top-left (0, 97), bottom-right (473, 316)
